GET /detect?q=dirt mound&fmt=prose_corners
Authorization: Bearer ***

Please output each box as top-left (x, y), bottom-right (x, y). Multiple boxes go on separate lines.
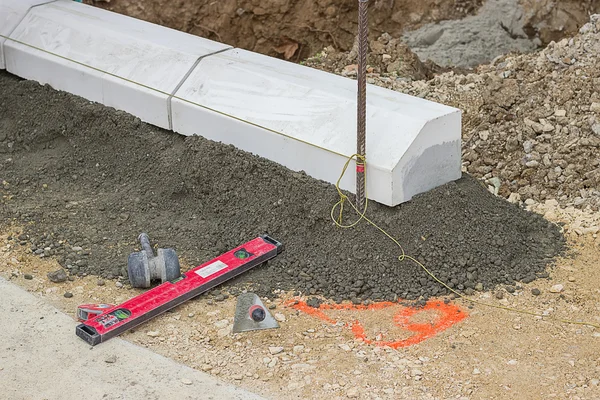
top-left (86, 0), bottom-right (483, 60)
top-left (0, 71), bottom-right (564, 302)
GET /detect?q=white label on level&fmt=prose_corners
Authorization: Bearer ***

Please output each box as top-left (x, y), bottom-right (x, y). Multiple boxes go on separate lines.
top-left (196, 260), bottom-right (229, 278)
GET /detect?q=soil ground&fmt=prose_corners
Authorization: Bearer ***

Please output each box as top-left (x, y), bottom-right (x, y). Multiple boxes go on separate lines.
top-left (1, 229), bottom-right (599, 399)
top-left (2, 1), bottom-right (600, 399)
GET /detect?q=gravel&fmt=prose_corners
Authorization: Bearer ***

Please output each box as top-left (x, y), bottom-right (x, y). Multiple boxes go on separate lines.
top-left (47, 269), bottom-right (68, 283)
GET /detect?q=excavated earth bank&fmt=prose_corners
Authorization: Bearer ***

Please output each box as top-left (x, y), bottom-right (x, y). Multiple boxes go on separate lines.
top-left (0, 72), bottom-right (565, 302)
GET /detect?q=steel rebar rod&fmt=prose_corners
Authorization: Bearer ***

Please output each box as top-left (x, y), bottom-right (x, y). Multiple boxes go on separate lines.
top-left (356, 0), bottom-right (368, 210)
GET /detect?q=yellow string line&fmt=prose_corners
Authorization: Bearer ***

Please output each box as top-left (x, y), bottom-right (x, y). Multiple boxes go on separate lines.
top-left (0, 34), bottom-right (350, 159)
top-left (332, 154), bottom-right (600, 329)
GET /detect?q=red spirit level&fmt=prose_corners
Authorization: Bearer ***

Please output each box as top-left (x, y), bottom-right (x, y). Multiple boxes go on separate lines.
top-left (76, 235), bottom-right (283, 346)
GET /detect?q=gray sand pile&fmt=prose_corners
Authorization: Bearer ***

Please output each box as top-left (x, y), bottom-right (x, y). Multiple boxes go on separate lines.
top-left (0, 72), bottom-right (564, 302)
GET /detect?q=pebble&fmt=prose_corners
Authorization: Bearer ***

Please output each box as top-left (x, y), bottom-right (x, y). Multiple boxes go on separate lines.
top-left (47, 269), bottom-right (68, 283)
top-left (531, 288), bottom-right (541, 296)
top-left (181, 378), bottom-right (192, 385)
top-left (188, 313), bottom-right (195, 318)
top-left (274, 313), bottom-right (286, 322)
top-left (214, 319), bottom-right (229, 329)
top-left (495, 291), bottom-right (504, 299)
top-left (338, 344), bottom-right (351, 351)
top-left (472, 368), bottom-right (481, 375)
top-left (269, 346), bottom-right (284, 355)
top-left (24, 274), bottom-right (33, 280)
top-left (549, 284), bottom-right (564, 293)
top-left (591, 379), bottom-right (599, 386)
top-left (411, 369), bottom-right (423, 376)
top-left (568, 276), bottom-right (576, 282)
top-left (346, 387), bottom-right (359, 398)
top-left (147, 331), bottom-right (160, 337)
top-left (293, 345), bottom-right (305, 354)
top-left (104, 355), bottom-right (117, 363)
top-left (115, 282), bottom-right (123, 288)
top-left (507, 360), bottom-right (518, 365)
top-left (232, 374), bottom-right (243, 380)
top-left (214, 294), bottom-right (225, 302)
top-left (64, 292), bottom-right (73, 298)
top-left (97, 279), bottom-right (105, 286)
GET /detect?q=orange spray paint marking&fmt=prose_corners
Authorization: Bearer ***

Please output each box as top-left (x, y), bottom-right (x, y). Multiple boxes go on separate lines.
top-left (285, 299), bottom-right (467, 349)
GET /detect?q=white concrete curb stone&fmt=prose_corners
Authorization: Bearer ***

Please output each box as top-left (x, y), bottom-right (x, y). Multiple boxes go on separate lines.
top-left (3, 0), bottom-right (461, 206)
top-left (172, 48), bottom-right (461, 206)
top-left (4, 1), bottom-right (230, 128)
top-left (0, 0), bottom-right (55, 69)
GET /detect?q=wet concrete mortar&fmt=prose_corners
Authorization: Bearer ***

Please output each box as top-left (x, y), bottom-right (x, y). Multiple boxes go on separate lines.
top-left (0, 71), bottom-right (565, 304)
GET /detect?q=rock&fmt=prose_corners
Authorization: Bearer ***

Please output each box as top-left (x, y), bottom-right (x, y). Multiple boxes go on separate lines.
top-left (531, 288), bottom-right (541, 296)
top-left (97, 279), bottom-right (105, 286)
top-left (411, 369), bottom-right (423, 376)
top-left (232, 374), bottom-right (243, 381)
top-left (475, 282), bottom-right (484, 291)
top-left (181, 378), bottom-right (192, 385)
top-left (47, 269), bottom-right (67, 283)
top-left (104, 355), bottom-right (117, 363)
top-left (338, 344), bottom-right (351, 351)
top-left (549, 284), bottom-right (564, 293)
top-left (214, 319), bottom-right (229, 329)
top-left (342, 64), bottom-right (358, 77)
top-left (64, 292), bottom-right (73, 298)
top-left (472, 368), bottom-right (481, 375)
top-left (507, 193), bottom-right (521, 204)
top-left (346, 387), bottom-right (359, 398)
top-left (554, 109), bottom-right (567, 117)
top-left (217, 326), bottom-right (231, 338)
top-left (147, 331), bottom-right (160, 337)
top-left (495, 291), bottom-right (504, 299)
top-left (24, 274), bottom-right (33, 280)
top-left (115, 282), bottom-right (123, 288)
top-left (268, 304), bottom-right (277, 310)
top-left (591, 378), bottom-right (599, 386)
top-left (507, 359), bottom-right (518, 365)
top-left (214, 294), bottom-right (225, 302)
top-left (591, 102), bottom-right (600, 113)
top-left (293, 345), bottom-right (305, 354)
top-left (269, 346), bottom-right (284, 355)
top-left (568, 276), bottom-right (575, 282)
top-left (274, 313), bottom-right (286, 322)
